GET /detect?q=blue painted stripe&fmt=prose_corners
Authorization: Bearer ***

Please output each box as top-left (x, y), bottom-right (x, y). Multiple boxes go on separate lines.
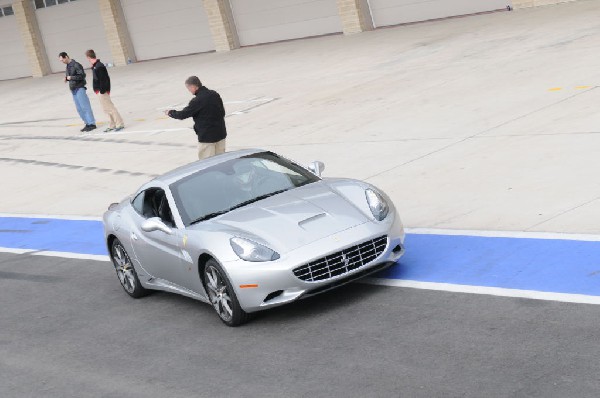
top-left (1, 217), bottom-right (599, 297)
top-left (379, 234), bottom-right (600, 296)
top-left (0, 217), bottom-right (106, 255)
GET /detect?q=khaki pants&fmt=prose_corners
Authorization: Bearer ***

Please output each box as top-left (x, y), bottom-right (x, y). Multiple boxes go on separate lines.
top-left (97, 93), bottom-right (124, 129)
top-left (198, 139), bottom-right (226, 160)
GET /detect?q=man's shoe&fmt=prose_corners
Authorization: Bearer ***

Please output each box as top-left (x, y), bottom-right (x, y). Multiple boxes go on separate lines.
top-left (114, 126), bottom-right (125, 132)
top-left (81, 124), bottom-right (97, 132)
top-left (80, 125), bottom-right (88, 132)
top-left (104, 127), bottom-right (115, 132)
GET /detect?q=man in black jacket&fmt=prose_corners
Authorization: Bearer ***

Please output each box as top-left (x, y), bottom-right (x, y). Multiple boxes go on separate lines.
top-left (165, 76), bottom-right (227, 160)
top-left (59, 52), bottom-right (96, 132)
top-left (86, 49), bottom-right (124, 132)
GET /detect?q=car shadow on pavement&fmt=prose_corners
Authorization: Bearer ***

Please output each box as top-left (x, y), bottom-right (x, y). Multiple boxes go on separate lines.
top-left (139, 280), bottom-right (390, 327)
top-left (252, 282), bottom-right (389, 324)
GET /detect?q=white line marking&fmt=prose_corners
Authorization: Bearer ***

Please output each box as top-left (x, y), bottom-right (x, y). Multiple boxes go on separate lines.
top-left (0, 247), bottom-right (34, 255)
top-left (0, 246), bottom-right (109, 261)
top-left (363, 278), bottom-right (600, 305)
top-left (224, 98), bottom-right (276, 104)
top-left (32, 251), bottom-right (109, 262)
top-left (155, 103), bottom-right (186, 111)
top-left (0, 247), bottom-right (110, 261)
top-left (0, 213), bottom-right (103, 221)
top-left (405, 228), bottom-right (600, 242)
top-left (82, 127), bottom-right (191, 136)
top-left (155, 97), bottom-right (275, 110)
top-left (157, 97), bottom-right (274, 111)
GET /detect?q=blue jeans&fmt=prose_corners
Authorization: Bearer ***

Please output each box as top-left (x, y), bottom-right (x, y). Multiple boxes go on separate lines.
top-left (72, 87), bottom-right (95, 125)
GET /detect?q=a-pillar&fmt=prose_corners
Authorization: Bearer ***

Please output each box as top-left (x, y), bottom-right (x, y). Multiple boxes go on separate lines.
top-left (12, 0), bottom-right (51, 77)
top-left (98, 0), bottom-right (136, 66)
top-left (336, 0), bottom-right (374, 34)
top-left (203, 0), bottom-right (239, 51)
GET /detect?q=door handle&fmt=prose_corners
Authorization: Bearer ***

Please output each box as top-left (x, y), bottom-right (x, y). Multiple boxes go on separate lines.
top-left (131, 232), bottom-right (138, 241)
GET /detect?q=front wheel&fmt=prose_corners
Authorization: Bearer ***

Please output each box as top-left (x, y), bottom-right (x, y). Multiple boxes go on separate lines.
top-left (110, 238), bottom-right (148, 298)
top-left (203, 259), bottom-right (249, 326)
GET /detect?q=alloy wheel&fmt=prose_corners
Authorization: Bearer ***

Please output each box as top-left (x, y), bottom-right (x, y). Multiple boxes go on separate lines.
top-left (205, 265), bottom-right (233, 322)
top-left (112, 243), bottom-right (136, 294)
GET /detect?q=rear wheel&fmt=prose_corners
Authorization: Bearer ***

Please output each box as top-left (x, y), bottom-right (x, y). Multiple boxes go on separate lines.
top-left (203, 259), bottom-right (249, 326)
top-left (110, 238), bottom-right (148, 298)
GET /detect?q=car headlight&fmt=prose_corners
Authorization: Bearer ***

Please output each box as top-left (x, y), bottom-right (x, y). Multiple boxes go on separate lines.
top-left (365, 188), bottom-right (389, 221)
top-left (230, 237), bottom-right (280, 262)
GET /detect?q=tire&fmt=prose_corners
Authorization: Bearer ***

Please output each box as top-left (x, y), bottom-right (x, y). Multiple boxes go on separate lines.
top-left (110, 238), bottom-right (148, 298)
top-left (203, 258), bottom-right (249, 326)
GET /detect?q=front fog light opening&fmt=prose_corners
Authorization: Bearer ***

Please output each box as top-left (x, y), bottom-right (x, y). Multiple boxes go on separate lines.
top-left (263, 290), bottom-right (284, 303)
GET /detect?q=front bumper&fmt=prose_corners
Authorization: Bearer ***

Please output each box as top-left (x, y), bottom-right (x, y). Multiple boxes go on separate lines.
top-left (222, 212), bottom-right (405, 313)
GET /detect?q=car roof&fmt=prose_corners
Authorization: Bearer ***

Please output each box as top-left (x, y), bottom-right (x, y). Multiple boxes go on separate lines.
top-left (146, 148), bottom-right (265, 187)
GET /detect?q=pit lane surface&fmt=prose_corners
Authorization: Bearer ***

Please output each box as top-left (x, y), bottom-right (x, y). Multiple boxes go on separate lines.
top-left (2, 252), bottom-right (599, 398)
top-left (2, 215), bottom-right (600, 303)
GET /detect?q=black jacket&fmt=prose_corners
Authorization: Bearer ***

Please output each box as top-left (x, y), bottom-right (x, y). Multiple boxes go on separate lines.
top-left (65, 60), bottom-right (87, 92)
top-left (91, 59), bottom-right (110, 94)
top-left (168, 86), bottom-right (227, 143)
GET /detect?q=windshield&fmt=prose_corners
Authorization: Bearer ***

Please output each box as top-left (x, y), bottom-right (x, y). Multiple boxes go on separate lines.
top-left (170, 152), bottom-right (320, 226)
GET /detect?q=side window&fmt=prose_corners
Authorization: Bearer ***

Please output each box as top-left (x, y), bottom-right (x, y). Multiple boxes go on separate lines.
top-left (131, 191), bottom-right (145, 215)
top-left (157, 191), bottom-right (175, 227)
top-left (139, 188), bottom-right (175, 227)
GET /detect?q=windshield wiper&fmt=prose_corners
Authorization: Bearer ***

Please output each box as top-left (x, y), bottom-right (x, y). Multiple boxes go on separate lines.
top-left (189, 209), bottom-right (230, 225)
top-left (227, 189), bottom-right (289, 212)
top-left (189, 189), bottom-right (289, 225)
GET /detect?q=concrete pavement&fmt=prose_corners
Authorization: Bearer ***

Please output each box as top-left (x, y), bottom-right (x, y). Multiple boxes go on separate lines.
top-left (1, 0), bottom-right (599, 233)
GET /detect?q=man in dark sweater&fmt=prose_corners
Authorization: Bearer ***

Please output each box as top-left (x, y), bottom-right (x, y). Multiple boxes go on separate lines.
top-left (86, 49), bottom-right (124, 132)
top-left (165, 76), bottom-right (227, 160)
top-left (59, 52), bottom-right (96, 132)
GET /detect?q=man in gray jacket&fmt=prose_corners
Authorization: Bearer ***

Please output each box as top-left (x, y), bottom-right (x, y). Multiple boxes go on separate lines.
top-left (59, 51), bottom-right (96, 132)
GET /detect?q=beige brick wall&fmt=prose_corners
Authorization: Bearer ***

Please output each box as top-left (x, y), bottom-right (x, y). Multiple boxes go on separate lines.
top-left (12, 0), bottom-right (51, 77)
top-left (98, 0), bottom-right (135, 66)
top-left (512, 0), bottom-right (579, 8)
top-left (336, 0), bottom-right (373, 34)
top-left (203, 0), bottom-right (239, 52)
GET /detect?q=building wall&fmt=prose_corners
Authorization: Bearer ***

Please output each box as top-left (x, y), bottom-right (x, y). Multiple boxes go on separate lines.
top-left (36, 0), bottom-right (112, 73)
top-left (2, 0), bottom-right (586, 81)
top-left (0, 8), bottom-right (30, 80)
top-left (368, 0), bottom-right (510, 28)
top-left (230, 0), bottom-right (343, 46)
top-left (121, 0), bottom-right (214, 61)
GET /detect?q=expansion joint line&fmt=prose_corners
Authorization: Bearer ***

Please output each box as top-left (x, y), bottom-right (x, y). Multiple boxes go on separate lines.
top-left (365, 86), bottom-right (599, 181)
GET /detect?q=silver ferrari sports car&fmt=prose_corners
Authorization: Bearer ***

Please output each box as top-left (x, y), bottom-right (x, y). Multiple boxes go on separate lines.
top-left (103, 149), bottom-right (405, 326)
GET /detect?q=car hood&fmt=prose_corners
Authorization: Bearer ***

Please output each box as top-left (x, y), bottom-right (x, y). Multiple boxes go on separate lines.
top-left (209, 182), bottom-right (368, 252)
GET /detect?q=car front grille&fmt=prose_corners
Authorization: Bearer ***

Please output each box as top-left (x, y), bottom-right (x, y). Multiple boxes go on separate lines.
top-left (293, 235), bottom-right (388, 282)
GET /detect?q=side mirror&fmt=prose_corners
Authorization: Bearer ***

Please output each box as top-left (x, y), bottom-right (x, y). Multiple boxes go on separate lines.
top-left (308, 161), bottom-right (325, 177)
top-left (141, 217), bottom-right (173, 235)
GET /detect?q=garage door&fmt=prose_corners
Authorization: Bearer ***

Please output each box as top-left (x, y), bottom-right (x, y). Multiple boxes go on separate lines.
top-left (0, 7), bottom-right (31, 80)
top-left (121, 0), bottom-right (213, 61)
top-left (36, 0), bottom-right (112, 74)
top-left (368, 0), bottom-right (509, 28)
top-left (230, 0), bottom-right (342, 46)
